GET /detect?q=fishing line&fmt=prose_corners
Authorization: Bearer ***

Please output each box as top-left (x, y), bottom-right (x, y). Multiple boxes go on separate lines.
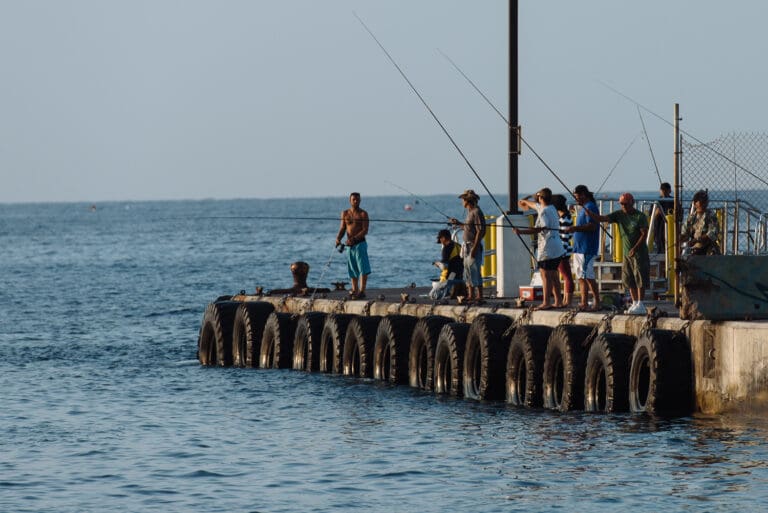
top-left (599, 80), bottom-right (768, 189)
top-left (309, 244), bottom-right (339, 302)
top-left (596, 133), bottom-right (642, 195)
top-left (637, 105), bottom-right (663, 186)
top-left (353, 13), bottom-right (537, 261)
top-left (438, 48), bottom-right (575, 200)
top-left (438, 49), bottom-right (613, 238)
top-left (384, 180), bottom-right (452, 219)
top-left (188, 214), bottom-right (555, 231)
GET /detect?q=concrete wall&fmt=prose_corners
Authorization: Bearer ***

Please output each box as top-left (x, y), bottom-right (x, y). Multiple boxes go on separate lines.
top-left (690, 320), bottom-right (768, 414)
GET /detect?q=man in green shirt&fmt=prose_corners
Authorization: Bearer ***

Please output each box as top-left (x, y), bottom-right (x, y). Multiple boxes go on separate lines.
top-left (584, 192), bottom-right (649, 315)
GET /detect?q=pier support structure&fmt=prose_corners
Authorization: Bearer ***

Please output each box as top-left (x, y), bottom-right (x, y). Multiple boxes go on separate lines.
top-left (495, 214), bottom-right (533, 298)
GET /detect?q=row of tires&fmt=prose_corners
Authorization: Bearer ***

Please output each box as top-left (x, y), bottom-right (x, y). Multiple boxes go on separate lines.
top-left (198, 300), bottom-right (694, 415)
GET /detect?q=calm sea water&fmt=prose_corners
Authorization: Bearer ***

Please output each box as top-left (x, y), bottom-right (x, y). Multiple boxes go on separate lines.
top-left (1, 196), bottom-right (767, 513)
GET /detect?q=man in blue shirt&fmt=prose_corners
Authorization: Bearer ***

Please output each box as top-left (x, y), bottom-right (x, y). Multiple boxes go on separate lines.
top-left (564, 185), bottom-right (600, 311)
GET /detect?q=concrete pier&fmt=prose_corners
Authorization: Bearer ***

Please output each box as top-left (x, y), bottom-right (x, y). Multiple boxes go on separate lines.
top-left (223, 287), bottom-right (768, 415)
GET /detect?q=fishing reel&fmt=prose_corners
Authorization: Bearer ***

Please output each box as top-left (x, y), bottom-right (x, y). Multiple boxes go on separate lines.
top-left (335, 242), bottom-right (346, 253)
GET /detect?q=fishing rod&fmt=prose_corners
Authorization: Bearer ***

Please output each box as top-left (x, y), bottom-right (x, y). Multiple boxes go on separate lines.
top-left (637, 105), bottom-right (663, 186)
top-left (353, 13), bottom-right (538, 260)
top-left (309, 244), bottom-right (339, 302)
top-left (438, 48), bottom-right (575, 200)
top-left (595, 133), bottom-right (642, 195)
top-left (384, 180), bottom-right (452, 219)
top-left (193, 214), bottom-right (555, 231)
top-left (437, 49), bottom-right (614, 239)
top-left (599, 80), bottom-right (768, 189)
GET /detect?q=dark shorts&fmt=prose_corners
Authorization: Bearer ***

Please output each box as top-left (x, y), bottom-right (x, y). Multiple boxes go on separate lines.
top-left (538, 257), bottom-right (562, 271)
top-left (622, 253), bottom-right (650, 289)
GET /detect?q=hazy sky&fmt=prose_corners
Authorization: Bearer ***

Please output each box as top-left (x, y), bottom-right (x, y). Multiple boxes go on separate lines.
top-left (1, 0), bottom-right (766, 203)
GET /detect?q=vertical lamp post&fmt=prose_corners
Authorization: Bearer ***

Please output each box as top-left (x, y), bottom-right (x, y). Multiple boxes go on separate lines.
top-left (509, 0), bottom-right (519, 214)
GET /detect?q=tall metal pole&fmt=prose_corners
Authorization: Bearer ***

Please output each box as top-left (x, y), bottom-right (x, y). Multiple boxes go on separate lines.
top-left (673, 103), bottom-right (681, 306)
top-left (508, 0), bottom-right (519, 213)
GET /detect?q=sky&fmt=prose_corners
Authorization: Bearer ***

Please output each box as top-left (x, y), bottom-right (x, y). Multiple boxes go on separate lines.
top-left (1, 0), bottom-right (767, 204)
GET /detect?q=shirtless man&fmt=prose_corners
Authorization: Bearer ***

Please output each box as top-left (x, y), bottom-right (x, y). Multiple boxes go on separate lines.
top-left (335, 192), bottom-right (371, 298)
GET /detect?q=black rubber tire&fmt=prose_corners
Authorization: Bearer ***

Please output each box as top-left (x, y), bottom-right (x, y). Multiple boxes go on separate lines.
top-left (505, 325), bottom-right (552, 407)
top-left (292, 312), bottom-right (327, 371)
top-left (319, 314), bottom-right (356, 374)
top-left (434, 323), bottom-right (470, 397)
top-left (584, 333), bottom-right (636, 413)
top-left (629, 329), bottom-right (694, 416)
top-left (197, 300), bottom-right (240, 366)
top-left (373, 315), bottom-right (419, 384)
top-left (231, 301), bottom-right (275, 368)
top-left (408, 316), bottom-right (453, 390)
top-left (542, 325), bottom-right (594, 411)
top-left (259, 312), bottom-right (297, 369)
top-left (462, 314), bottom-right (514, 401)
top-left (342, 316), bottom-right (382, 378)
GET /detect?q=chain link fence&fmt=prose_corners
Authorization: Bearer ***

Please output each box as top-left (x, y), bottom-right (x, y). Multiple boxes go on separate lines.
top-left (682, 132), bottom-right (768, 254)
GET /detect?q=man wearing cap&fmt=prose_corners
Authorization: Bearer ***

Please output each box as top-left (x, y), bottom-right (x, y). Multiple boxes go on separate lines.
top-left (429, 229), bottom-right (464, 299)
top-left (450, 190), bottom-right (486, 303)
top-left (681, 189), bottom-right (720, 255)
top-left (583, 192), bottom-right (650, 315)
top-left (434, 229), bottom-right (463, 282)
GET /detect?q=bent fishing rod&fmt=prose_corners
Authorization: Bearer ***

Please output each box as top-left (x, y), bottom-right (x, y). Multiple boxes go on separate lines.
top-left (438, 49), bottom-right (575, 200)
top-left (599, 80), bottom-right (768, 189)
top-left (437, 49), bottom-right (614, 238)
top-left (353, 13), bottom-right (538, 261)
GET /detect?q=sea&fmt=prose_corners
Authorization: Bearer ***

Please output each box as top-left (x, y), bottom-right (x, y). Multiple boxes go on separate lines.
top-left (1, 195), bottom-right (767, 513)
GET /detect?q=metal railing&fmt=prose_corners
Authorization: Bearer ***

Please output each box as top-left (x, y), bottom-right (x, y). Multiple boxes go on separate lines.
top-left (594, 197), bottom-right (768, 260)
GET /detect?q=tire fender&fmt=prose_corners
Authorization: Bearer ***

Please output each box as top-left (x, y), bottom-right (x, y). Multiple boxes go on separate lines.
top-left (584, 332), bottom-right (635, 413)
top-left (197, 300), bottom-right (240, 367)
top-left (260, 312), bottom-right (297, 369)
top-left (343, 316), bottom-right (382, 378)
top-left (318, 314), bottom-right (356, 374)
top-left (231, 301), bottom-right (275, 368)
top-left (292, 312), bottom-right (327, 371)
top-left (434, 322), bottom-right (470, 397)
top-left (373, 315), bottom-right (419, 384)
top-left (542, 325), bottom-right (594, 411)
top-left (463, 314), bottom-right (514, 401)
top-left (506, 324), bottom-right (552, 407)
top-left (408, 316), bottom-right (453, 390)
top-left (629, 329), bottom-right (693, 415)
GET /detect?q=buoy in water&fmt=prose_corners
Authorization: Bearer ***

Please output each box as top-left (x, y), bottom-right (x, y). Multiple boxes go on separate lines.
top-left (404, 204), bottom-right (413, 211)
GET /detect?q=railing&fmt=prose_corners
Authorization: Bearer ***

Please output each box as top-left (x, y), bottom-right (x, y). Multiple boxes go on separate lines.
top-left (595, 197), bottom-right (768, 258)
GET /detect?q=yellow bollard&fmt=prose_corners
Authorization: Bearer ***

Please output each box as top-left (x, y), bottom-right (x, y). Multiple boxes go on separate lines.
top-left (481, 215), bottom-right (496, 286)
top-left (613, 223), bottom-right (623, 263)
top-left (715, 208), bottom-right (724, 251)
top-left (666, 212), bottom-right (675, 295)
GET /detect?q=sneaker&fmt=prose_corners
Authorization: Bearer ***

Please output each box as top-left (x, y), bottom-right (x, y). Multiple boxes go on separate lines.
top-left (627, 302), bottom-right (647, 315)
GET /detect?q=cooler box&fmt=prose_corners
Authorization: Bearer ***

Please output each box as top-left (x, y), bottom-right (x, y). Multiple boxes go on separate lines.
top-left (519, 286), bottom-right (543, 301)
